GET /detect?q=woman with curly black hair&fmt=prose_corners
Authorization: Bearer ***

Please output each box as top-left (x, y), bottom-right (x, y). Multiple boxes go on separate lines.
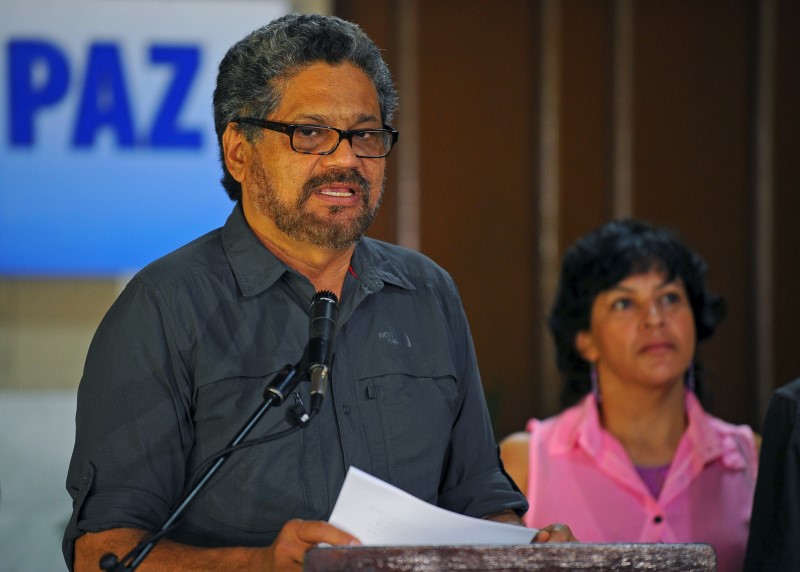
top-left (501, 219), bottom-right (758, 572)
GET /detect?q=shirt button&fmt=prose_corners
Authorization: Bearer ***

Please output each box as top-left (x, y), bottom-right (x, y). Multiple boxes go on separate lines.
top-left (654, 515), bottom-right (663, 524)
top-left (343, 404), bottom-right (352, 415)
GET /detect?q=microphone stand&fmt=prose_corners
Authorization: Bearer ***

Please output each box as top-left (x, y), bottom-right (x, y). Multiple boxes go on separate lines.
top-left (100, 362), bottom-right (303, 572)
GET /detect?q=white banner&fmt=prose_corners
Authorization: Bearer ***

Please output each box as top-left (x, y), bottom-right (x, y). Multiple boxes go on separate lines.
top-left (1, 0), bottom-right (290, 275)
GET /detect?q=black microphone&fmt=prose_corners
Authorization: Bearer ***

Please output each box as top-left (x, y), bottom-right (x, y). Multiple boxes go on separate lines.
top-left (306, 290), bottom-right (338, 414)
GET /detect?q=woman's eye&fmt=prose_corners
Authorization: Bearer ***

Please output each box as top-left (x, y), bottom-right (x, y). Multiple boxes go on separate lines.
top-left (661, 291), bottom-right (682, 305)
top-left (611, 298), bottom-right (632, 311)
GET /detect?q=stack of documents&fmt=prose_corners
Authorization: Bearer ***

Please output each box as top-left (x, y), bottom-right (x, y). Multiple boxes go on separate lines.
top-left (328, 467), bottom-right (536, 546)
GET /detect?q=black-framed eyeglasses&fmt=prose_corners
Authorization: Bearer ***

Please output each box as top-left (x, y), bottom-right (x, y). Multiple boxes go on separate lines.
top-left (232, 117), bottom-right (399, 158)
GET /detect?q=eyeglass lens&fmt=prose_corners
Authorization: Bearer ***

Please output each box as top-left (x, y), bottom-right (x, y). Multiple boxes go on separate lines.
top-left (292, 126), bottom-right (391, 157)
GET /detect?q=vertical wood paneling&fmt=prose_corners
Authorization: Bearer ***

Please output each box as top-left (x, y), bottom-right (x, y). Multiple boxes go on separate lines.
top-left (335, 0), bottom-right (800, 435)
top-left (754, 0), bottom-right (776, 422)
top-left (395, 0), bottom-right (422, 250)
top-left (632, 1), bottom-right (753, 423)
top-left (558, 0), bottom-right (616, 249)
top-left (611, 0), bottom-right (634, 218)
top-left (414, 1), bottom-right (542, 436)
top-left (538, 0), bottom-right (562, 416)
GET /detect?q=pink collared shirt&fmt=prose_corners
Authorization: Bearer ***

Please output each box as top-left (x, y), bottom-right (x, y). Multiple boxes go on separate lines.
top-left (524, 391), bottom-right (757, 572)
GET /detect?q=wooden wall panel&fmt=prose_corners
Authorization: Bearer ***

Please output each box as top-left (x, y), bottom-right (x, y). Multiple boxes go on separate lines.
top-left (559, 0), bottom-right (615, 237)
top-left (335, 0), bottom-right (800, 435)
top-left (414, 1), bottom-right (542, 436)
top-left (631, 1), bottom-right (753, 423)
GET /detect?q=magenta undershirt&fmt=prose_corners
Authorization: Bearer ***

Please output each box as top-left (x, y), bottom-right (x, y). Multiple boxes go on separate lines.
top-left (635, 464), bottom-right (670, 498)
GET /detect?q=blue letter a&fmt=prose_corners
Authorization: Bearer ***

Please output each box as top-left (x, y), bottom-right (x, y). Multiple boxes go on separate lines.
top-left (73, 42), bottom-right (135, 147)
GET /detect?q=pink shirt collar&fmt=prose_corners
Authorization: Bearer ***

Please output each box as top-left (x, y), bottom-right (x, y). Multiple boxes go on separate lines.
top-left (541, 389), bottom-right (747, 472)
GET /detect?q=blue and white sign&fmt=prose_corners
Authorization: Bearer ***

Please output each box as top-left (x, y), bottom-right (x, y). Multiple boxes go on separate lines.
top-left (1, 0), bottom-right (289, 276)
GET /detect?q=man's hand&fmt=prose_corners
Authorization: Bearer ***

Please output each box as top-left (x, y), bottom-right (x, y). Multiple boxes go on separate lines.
top-left (265, 519), bottom-right (360, 571)
top-left (74, 521), bottom-right (359, 571)
top-left (482, 511), bottom-right (577, 544)
top-left (533, 523), bottom-right (578, 543)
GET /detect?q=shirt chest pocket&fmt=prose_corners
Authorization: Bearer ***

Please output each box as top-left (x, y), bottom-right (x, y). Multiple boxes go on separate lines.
top-left (355, 363), bottom-right (459, 505)
top-left (191, 373), bottom-right (328, 534)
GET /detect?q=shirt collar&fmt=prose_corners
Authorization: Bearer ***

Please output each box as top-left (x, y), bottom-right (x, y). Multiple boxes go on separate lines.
top-left (221, 203), bottom-right (416, 297)
top-left (553, 389), bottom-right (744, 470)
top-left (221, 203), bottom-right (286, 297)
top-left (349, 237), bottom-right (416, 293)
top-left (568, 393), bottom-right (605, 456)
top-left (544, 393), bottom-right (604, 456)
top-left (683, 390), bottom-right (744, 468)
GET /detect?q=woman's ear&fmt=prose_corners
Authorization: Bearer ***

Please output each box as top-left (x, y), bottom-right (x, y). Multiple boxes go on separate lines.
top-left (222, 123), bottom-right (251, 183)
top-left (575, 330), bottom-right (599, 363)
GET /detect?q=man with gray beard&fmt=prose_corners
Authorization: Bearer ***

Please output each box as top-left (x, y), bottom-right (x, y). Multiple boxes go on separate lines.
top-left (64, 13), bottom-right (574, 572)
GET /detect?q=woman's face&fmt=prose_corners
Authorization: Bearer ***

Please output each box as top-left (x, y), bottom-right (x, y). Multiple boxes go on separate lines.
top-left (575, 269), bottom-right (696, 391)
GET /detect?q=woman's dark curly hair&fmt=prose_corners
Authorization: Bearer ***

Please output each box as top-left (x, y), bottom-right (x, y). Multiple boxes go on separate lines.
top-left (548, 219), bottom-right (726, 409)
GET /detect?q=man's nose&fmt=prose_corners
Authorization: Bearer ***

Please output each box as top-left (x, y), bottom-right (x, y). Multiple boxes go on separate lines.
top-left (322, 137), bottom-right (360, 168)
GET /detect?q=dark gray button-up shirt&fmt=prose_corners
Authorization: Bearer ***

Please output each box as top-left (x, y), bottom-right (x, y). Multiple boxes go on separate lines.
top-left (64, 204), bottom-right (527, 566)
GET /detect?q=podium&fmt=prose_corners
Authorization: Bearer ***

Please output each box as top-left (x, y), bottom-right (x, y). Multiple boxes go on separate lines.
top-left (304, 543), bottom-right (717, 571)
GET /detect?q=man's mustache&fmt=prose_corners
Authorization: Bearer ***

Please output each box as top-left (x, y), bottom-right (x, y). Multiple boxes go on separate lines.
top-left (299, 170), bottom-right (371, 204)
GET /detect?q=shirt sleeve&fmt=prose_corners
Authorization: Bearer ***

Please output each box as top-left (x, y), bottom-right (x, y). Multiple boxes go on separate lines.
top-left (63, 276), bottom-right (194, 570)
top-left (435, 279), bottom-right (529, 519)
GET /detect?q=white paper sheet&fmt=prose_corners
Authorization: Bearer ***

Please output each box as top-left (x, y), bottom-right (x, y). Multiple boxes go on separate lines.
top-left (327, 466), bottom-right (536, 546)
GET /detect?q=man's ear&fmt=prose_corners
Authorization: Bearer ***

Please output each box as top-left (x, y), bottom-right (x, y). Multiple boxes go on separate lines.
top-left (575, 330), bottom-right (599, 363)
top-left (222, 123), bottom-right (251, 183)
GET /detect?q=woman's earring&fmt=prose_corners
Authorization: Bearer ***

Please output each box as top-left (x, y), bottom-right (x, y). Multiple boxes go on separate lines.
top-left (591, 363), bottom-right (602, 403)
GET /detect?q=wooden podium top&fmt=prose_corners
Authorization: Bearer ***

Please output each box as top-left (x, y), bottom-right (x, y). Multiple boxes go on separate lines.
top-left (304, 543), bottom-right (717, 571)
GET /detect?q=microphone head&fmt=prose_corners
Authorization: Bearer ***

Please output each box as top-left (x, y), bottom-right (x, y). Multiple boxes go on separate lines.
top-left (308, 290), bottom-right (339, 343)
top-left (313, 290), bottom-right (338, 302)
top-left (311, 290), bottom-right (338, 310)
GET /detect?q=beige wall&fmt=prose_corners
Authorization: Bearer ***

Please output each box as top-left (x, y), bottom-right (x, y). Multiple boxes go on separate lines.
top-left (0, 280), bottom-right (121, 389)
